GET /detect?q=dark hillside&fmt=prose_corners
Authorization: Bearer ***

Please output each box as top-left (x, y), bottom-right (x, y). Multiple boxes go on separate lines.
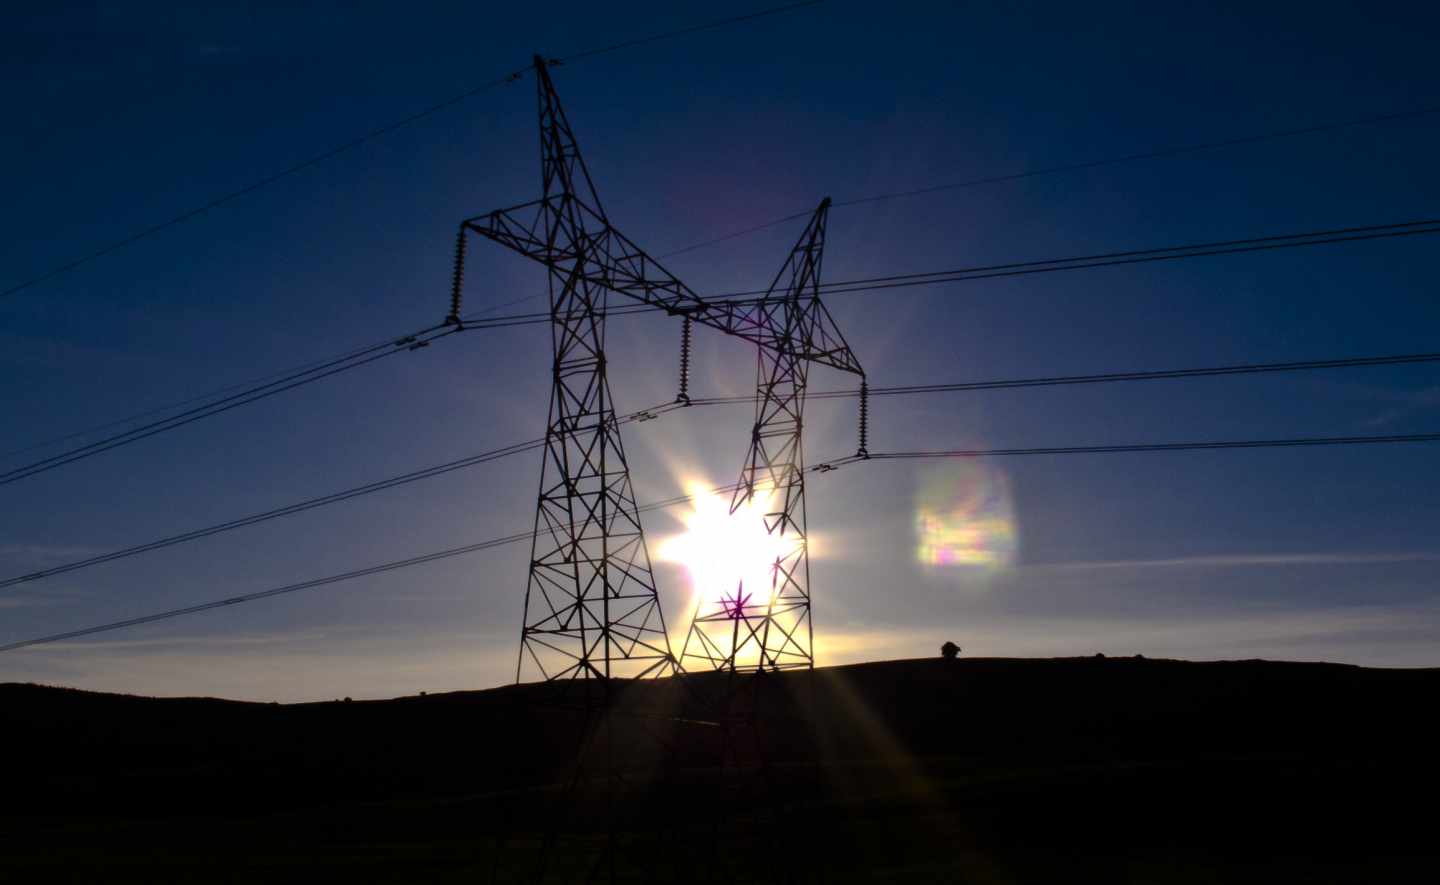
top-left (4, 657), bottom-right (1438, 882)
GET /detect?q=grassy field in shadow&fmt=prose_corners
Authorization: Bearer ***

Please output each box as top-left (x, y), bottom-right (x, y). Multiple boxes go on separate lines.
top-left (4, 656), bottom-right (1437, 882)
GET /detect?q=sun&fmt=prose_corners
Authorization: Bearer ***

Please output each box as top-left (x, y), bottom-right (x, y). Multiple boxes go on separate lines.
top-left (657, 480), bottom-right (801, 613)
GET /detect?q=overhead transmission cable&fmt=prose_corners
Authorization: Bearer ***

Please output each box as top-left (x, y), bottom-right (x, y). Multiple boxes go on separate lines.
top-left (696, 351), bottom-right (1440, 403)
top-left (0, 400), bottom-right (686, 592)
top-left (829, 104), bottom-right (1440, 210)
top-left (815, 432), bottom-right (1440, 469)
top-left (6, 5), bottom-right (1431, 309)
top-left (0, 323), bottom-right (457, 489)
top-left (460, 217), bottom-right (1440, 329)
top-left (0, 480), bottom-right (748, 654)
top-left (1, 329), bottom-right (451, 464)
top-left (6, 348), bottom-right (1439, 593)
top-left (10, 427), bottom-right (1440, 653)
top-left (711, 218), bottom-right (1440, 300)
top-left (0, 1), bottom-right (825, 302)
top-left (0, 438), bottom-right (544, 592)
top-left (10, 210), bottom-right (1435, 490)
top-left (659, 101), bottom-right (1440, 259)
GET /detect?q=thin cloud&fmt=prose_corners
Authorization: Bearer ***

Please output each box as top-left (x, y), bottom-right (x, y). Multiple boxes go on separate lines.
top-left (1, 629), bottom-right (518, 702)
top-left (1027, 551), bottom-right (1440, 572)
top-left (816, 604), bottom-right (1440, 666)
top-left (29, 629), bottom-right (343, 652)
top-left (0, 543), bottom-right (112, 562)
top-left (1363, 385), bottom-right (1440, 427)
top-left (0, 596), bottom-right (62, 610)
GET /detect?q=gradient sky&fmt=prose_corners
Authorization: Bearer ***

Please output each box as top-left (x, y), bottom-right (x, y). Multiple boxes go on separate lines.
top-left (4, 1), bottom-right (1440, 701)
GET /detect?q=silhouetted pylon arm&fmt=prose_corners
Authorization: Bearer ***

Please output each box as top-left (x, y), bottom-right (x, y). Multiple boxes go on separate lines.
top-left (464, 201), bottom-right (864, 374)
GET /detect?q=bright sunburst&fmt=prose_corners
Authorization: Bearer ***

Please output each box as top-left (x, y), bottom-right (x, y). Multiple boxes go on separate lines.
top-left (657, 480), bottom-right (800, 612)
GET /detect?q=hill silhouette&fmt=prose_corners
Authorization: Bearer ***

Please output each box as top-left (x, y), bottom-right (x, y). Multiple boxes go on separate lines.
top-left (4, 656), bottom-right (1438, 882)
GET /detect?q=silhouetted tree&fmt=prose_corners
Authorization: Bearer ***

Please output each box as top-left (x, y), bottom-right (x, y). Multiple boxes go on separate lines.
top-left (941, 641), bottom-right (960, 659)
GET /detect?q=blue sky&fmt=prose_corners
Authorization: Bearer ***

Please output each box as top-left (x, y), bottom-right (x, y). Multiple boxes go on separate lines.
top-left (3, 1), bottom-right (1440, 700)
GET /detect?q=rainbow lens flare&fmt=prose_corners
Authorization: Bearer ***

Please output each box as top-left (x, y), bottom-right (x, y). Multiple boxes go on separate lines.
top-left (914, 461), bottom-right (1017, 569)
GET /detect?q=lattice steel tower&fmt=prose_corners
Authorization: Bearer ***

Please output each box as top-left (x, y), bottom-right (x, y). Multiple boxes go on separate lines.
top-left (455, 57), bottom-right (866, 682)
top-left (679, 201), bottom-right (865, 672)
top-left (459, 58), bottom-right (679, 681)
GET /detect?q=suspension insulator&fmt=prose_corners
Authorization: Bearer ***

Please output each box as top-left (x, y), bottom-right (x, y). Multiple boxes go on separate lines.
top-left (676, 315), bottom-right (693, 404)
top-left (857, 379), bottom-right (870, 458)
top-left (447, 226), bottom-right (467, 324)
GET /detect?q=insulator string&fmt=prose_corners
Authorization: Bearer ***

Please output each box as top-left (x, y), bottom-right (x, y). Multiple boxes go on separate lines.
top-left (677, 315), bottom-right (693, 404)
top-left (857, 378), bottom-right (870, 458)
top-left (448, 226), bottom-right (467, 324)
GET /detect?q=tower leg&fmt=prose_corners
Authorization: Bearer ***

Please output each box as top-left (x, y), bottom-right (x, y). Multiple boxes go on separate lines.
top-left (680, 202), bottom-right (835, 673)
top-left (519, 265), bottom-right (676, 682)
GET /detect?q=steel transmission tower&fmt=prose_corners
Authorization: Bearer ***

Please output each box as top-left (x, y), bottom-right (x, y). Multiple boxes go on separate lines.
top-left (679, 201), bottom-right (865, 672)
top-left (459, 58), bottom-right (680, 681)
top-left (455, 56), bottom-right (865, 682)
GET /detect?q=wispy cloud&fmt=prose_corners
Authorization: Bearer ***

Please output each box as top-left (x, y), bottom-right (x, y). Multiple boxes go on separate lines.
top-left (1026, 551), bottom-right (1440, 572)
top-left (1, 628), bottom-right (518, 702)
top-left (0, 595), bottom-right (64, 610)
top-left (0, 543), bottom-right (111, 563)
top-left (815, 601), bottom-right (1440, 669)
top-left (1363, 385), bottom-right (1440, 428)
top-left (6, 607), bottom-right (1438, 704)
top-left (30, 628), bottom-right (347, 652)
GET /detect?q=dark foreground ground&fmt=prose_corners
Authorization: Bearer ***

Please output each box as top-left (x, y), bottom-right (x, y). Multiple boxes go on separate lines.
top-left (4, 656), bottom-right (1439, 883)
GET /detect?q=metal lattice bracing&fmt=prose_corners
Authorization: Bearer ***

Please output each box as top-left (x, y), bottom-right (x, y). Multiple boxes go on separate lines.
top-left (462, 58), bottom-right (680, 681)
top-left (679, 200), bottom-right (862, 672)
top-left (458, 58), bottom-right (864, 682)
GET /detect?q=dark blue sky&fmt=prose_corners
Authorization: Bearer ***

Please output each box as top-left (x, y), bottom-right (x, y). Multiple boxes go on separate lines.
top-left (4, 1), bottom-right (1440, 699)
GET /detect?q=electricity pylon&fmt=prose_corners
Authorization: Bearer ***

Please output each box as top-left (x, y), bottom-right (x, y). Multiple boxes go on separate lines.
top-left (446, 54), bottom-right (865, 883)
top-left (679, 200), bottom-right (864, 672)
top-left (454, 57), bottom-right (864, 682)
top-left (456, 56), bottom-right (688, 682)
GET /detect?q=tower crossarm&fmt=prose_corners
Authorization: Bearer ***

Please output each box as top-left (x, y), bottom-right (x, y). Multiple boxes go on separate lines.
top-left (690, 294), bottom-right (864, 376)
top-left (463, 198), bottom-right (864, 376)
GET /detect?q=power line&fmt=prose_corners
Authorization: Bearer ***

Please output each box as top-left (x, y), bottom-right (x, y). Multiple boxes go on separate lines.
top-left (15, 197), bottom-right (1426, 478)
top-left (659, 211), bottom-right (813, 259)
top-left (696, 350), bottom-right (1440, 403)
top-left (9, 343), bottom-right (1439, 592)
top-left (830, 104), bottom-right (1440, 210)
top-left (1, 331), bottom-right (440, 464)
top-left (14, 210), bottom-right (1437, 493)
top-left (723, 218), bottom-right (1440, 300)
top-left (823, 432), bottom-right (1440, 467)
top-left (0, 531), bottom-right (535, 655)
top-left (0, 439), bottom-right (543, 592)
top-left (0, 324), bottom-right (455, 489)
top-left (658, 101), bottom-right (1440, 260)
top-left (0, 2), bottom-right (825, 302)
top-left (26, 207), bottom-right (1419, 487)
top-left (460, 217), bottom-right (1440, 330)
top-left (0, 71), bottom-right (495, 301)
top-left (0, 401), bottom-right (687, 592)
top-left (10, 427), bottom-right (1440, 653)
top-left (0, 480), bottom-right (746, 654)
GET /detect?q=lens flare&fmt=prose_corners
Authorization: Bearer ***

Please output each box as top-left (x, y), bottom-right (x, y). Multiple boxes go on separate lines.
top-left (915, 461), bottom-right (1017, 569)
top-left (657, 480), bottom-right (800, 608)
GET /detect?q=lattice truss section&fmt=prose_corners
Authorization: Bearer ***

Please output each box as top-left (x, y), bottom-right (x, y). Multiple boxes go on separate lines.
top-left (456, 57), bottom-right (864, 682)
top-left (680, 201), bottom-right (864, 673)
top-left (460, 58), bottom-right (683, 681)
